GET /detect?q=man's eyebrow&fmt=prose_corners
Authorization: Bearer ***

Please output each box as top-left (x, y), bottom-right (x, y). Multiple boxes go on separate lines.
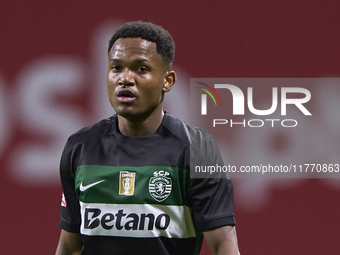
top-left (109, 58), bottom-right (123, 62)
top-left (109, 58), bottom-right (149, 63)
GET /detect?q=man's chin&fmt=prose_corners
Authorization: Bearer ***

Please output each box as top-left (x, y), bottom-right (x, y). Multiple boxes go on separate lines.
top-left (113, 103), bottom-right (163, 122)
top-left (115, 108), bottom-right (143, 121)
top-left (115, 109), bottom-right (158, 123)
top-left (115, 109), bottom-right (135, 119)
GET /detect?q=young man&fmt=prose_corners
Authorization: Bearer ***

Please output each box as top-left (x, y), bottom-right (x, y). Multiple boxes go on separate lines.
top-left (56, 21), bottom-right (240, 255)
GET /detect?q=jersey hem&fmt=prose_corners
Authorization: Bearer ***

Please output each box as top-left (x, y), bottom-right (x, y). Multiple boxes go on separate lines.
top-left (59, 218), bottom-right (80, 233)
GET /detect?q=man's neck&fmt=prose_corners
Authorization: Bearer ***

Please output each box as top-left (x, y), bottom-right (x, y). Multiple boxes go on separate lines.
top-left (117, 110), bottom-right (164, 137)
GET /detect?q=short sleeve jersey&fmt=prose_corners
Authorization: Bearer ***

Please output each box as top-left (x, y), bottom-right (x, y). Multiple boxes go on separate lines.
top-left (59, 112), bottom-right (235, 255)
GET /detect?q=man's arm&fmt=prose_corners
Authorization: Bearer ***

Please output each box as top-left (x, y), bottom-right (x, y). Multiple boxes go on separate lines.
top-left (55, 229), bottom-right (83, 255)
top-left (203, 225), bottom-right (240, 255)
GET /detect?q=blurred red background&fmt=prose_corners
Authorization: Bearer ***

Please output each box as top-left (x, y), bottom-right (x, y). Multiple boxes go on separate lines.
top-left (1, 0), bottom-right (340, 254)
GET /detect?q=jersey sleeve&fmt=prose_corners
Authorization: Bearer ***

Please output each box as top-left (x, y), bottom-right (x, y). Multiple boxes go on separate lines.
top-left (59, 141), bottom-right (81, 233)
top-left (188, 135), bottom-right (236, 232)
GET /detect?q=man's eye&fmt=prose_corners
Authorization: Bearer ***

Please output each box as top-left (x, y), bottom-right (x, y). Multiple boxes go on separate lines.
top-left (111, 65), bottom-right (122, 71)
top-left (136, 66), bottom-right (148, 72)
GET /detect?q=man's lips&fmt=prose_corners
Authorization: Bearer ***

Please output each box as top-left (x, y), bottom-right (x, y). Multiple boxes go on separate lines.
top-left (117, 96), bottom-right (136, 103)
top-left (116, 89), bottom-right (136, 103)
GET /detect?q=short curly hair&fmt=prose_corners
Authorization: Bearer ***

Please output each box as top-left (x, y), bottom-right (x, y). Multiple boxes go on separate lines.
top-left (108, 21), bottom-right (175, 64)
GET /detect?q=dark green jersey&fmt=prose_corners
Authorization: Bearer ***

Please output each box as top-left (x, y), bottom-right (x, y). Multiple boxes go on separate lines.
top-left (59, 112), bottom-right (235, 255)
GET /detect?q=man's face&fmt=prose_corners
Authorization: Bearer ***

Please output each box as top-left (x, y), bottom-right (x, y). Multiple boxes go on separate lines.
top-left (107, 38), bottom-right (173, 121)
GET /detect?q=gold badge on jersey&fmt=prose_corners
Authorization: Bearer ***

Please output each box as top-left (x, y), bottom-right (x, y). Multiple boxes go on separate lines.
top-left (119, 171), bottom-right (136, 196)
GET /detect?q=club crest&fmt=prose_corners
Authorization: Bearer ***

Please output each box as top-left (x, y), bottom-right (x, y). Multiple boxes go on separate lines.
top-left (149, 171), bottom-right (172, 202)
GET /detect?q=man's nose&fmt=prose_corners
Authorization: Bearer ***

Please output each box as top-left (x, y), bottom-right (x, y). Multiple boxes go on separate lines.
top-left (118, 69), bottom-right (135, 86)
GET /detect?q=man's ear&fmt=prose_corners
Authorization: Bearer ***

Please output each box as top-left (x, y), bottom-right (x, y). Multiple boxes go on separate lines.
top-left (163, 71), bottom-right (176, 93)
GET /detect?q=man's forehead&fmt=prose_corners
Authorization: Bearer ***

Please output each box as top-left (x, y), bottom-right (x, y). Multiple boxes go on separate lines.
top-left (110, 38), bottom-right (157, 56)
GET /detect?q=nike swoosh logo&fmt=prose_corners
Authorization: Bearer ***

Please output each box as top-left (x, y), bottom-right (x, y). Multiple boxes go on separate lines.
top-left (79, 180), bottom-right (105, 192)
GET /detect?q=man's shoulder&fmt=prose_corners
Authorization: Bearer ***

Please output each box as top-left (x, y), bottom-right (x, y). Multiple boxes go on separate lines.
top-left (163, 112), bottom-right (214, 145)
top-left (65, 115), bottom-right (117, 150)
